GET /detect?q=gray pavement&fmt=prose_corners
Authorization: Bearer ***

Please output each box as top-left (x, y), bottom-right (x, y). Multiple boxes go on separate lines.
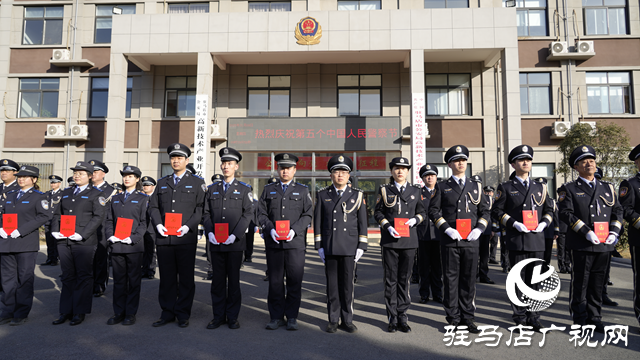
top-left (1, 240), bottom-right (639, 359)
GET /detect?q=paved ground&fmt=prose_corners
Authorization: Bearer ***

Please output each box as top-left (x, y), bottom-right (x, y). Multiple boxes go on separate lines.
top-left (1, 239), bottom-right (639, 359)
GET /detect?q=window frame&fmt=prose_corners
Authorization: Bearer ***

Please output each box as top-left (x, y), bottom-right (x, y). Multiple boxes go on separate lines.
top-left (425, 73), bottom-right (471, 116)
top-left (89, 77), bottom-right (109, 118)
top-left (505, 0), bottom-right (548, 37)
top-left (18, 78), bottom-right (60, 118)
top-left (585, 71), bottom-right (633, 115)
top-left (248, 1), bottom-right (292, 12)
top-left (164, 76), bottom-right (197, 118)
top-left (94, 4), bottom-right (136, 44)
top-left (424, 0), bottom-right (470, 8)
top-left (519, 72), bottom-right (552, 115)
top-left (167, 3), bottom-right (210, 13)
top-left (247, 76), bottom-right (291, 117)
top-left (22, 6), bottom-right (64, 45)
top-left (582, 0), bottom-right (628, 36)
top-left (337, 0), bottom-right (382, 10)
top-left (337, 75), bottom-right (382, 117)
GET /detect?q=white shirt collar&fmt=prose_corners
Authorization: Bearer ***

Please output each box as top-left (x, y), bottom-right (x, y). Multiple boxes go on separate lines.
top-left (579, 176), bottom-right (596, 187)
top-left (76, 184), bottom-right (89, 192)
top-left (334, 185), bottom-right (347, 193)
top-left (451, 175), bottom-right (465, 185)
top-left (4, 180), bottom-right (16, 187)
top-left (394, 181), bottom-right (407, 192)
top-left (223, 178), bottom-right (235, 187)
top-left (515, 175), bottom-right (529, 187)
top-left (281, 180), bottom-right (292, 186)
top-left (19, 187), bottom-right (33, 193)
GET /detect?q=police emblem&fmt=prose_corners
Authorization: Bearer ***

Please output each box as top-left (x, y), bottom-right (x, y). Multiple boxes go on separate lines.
top-left (376, 195), bottom-right (381, 204)
top-left (558, 191), bottom-right (566, 202)
top-left (98, 197), bottom-right (106, 206)
top-left (90, 161), bottom-right (95, 165)
top-left (41, 200), bottom-right (49, 210)
top-left (620, 187), bottom-right (628, 197)
top-left (201, 184), bottom-right (207, 192)
top-left (224, 148), bottom-right (229, 154)
top-left (496, 190), bottom-right (502, 199)
top-left (126, 166), bottom-right (131, 171)
top-left (2, 160), bottom-right (6, 165)
top-left (295, 17), bottom-right (322, 45)
top-left (76, 162), bottom-right (82, 167)
top-left (400, 159), bottom-right (405, 163)
top-left (248, 192), bottom-right (253, 202)
top-left (523, 145), bottom-right (528, 152)
top-left (21, 166), bottom-right (26, 170)
top-left (338, 156), bottom-right (344, 162)
top-left (283, 154), bottom-right (289, 159)
top-left (174, 144), bottom-right (180, 149)
top-left (456, 146), bottom-right (461, 153)
top-left (143, 177), bottom-right (148, 181)
top-left (426, 165), bottom-right (431, 169)
top-left (582, 146), bottom-right (588, 152)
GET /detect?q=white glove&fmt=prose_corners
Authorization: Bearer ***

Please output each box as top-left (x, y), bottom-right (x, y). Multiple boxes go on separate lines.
top-left (108, 236), bottom-right (121, 243)
top-left (387, 226), bottom-right (401, 239)
top-left (604, 233), bottom-right (617, 245)
top-left (513, 222), bottom-right (531, 233)
top-left (444, 228), bottom-right (462, 241)
top-left (10, 229), bottom-right (20, 238)
top-left (0, 228), bottom-right (7, 239)
top-left (51, 232), bottom-right (66, 240)
top-left (405, 218), bottom-right (417, 228)
top-left (534, 222), bottom-right (547, 233)
top-left (68, 233), bottom-right (83, 241)
top-left (121, 237), bottom-right (132, 245)
top-left (208, 232), bottom-right (219, 245)
top-left (586, 231), bottom-right (600, 245)
top-left (355, 248), bottom-right (364, 262)
top-left (156, 224), bottom-right (168, 237)
top-left (286, 229), bottom-right (295, 242)
top-left (223, 234), bottom-right (236, 245)
top-left (270, 229), bottom-right (280, 244)
top-left (467, 228), bottom-right (482, 241)
top-left (177, 225), bottom-right (189, 237)
top-left (318, 248), bottom-right (325, 263)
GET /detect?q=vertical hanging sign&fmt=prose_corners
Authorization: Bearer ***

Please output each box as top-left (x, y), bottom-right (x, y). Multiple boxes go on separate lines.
top-left (194, 94), bottom-right (208, 178)
top-left (412, 93), bottom-right (426, 186)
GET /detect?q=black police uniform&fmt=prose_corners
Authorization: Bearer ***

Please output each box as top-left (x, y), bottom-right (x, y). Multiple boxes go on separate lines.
top-left (245, 198), bottom-right (259, 262)
top-left (204, 174), bottom-right (224, 280)
top-left (0, 160), bottom-right (20, 294)
top-left (148, 143), bottom-right (206, 325)
top-left (416, 164), bottom-right (443, 303)
top-left (141, 176), bottom-right (157, 278)
top-left (0, 166), bottom-right (52, 323)
top-left (43, 175), bottom-right (63, 265)
top-left (556, 210), bottom-right (571, 273)
top-left (543, 198), bottom-right (560, 265)
top-left (89, 160), bottom-right (116, 297)
top-left (428, 145), bottom-right (491, 328)
top-left (258, 153), bottom-right (313, 326)
top-left (557, 145), bottom-right (623, 327)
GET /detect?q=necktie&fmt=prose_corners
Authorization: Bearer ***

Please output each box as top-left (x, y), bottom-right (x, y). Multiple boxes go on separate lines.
top-left (73, 187), bottom-right (80, 196)
top-left (458, 179), bottom-right (464, 190)
top-left (223, 182), bottom-right (229, 193)
top-left (124, 192), bottom-right (129, 201)
top-left (337, 190), bottom-right (343, 197)
top-left (524, 180), bottom-right (529, 190)
top-left (400, 186), bottom-right (405, 194)
top-left (589, 181), bottom-right (594, 188)
top-left (17, 190), bottom-right (24, 200)
top-left (282, 184), bottom-right (288, 193)
top-left (174, 176), bottom-right (180, 186)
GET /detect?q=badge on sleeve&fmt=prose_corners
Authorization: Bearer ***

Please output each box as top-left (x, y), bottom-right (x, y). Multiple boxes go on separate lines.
top-left (98, 197), bottom-right (107, 206)
top-left (376, 194), bottom-right (381, 204)
top-left (620, 187), bottom-right (628, 197)
top-left (495, 190), bottom-right (502, 200)
top-left (201, 184), bottom-right (207, 192)
top-left (248, 192), bottom-right (253, 202)
top-left (41, 200), bottom-right (49, 210)
top-left (307, 193), bottom-right (312, 201)
top-left (558, 191), bottom-right (566, 202)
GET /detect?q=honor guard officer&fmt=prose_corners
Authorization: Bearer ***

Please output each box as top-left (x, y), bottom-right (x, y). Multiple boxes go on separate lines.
top-left (88, 160), bottom-right (116, 298)
top-left (141, 176), bottom-right (158, 279)
top-left (620, 144), bottom-right (640, 331)
top-left (42, 175), bottom-right (63, 266)
top-left (203, 147), bottom-right (254, 330)
top-left (314, 155), bottom-right (368, 333)
top-left (0, 159), bottom-right (20, 293)
top-left (417, 164), bottom-right (443, 304)
top-left (557, 145), bottom-right (623, 332)
top-left (258, 153), bottom-right (313, 331)
top-left (149, 143), bottom-right (206, 328)
top-left (472, 175), bottom-right (495, 285)
top-left (428, 145), bottom-right (491, 333)
top-left (492, 145), bottom-right (554, 331)
top-left (374, 157), bottom-right (426, 333)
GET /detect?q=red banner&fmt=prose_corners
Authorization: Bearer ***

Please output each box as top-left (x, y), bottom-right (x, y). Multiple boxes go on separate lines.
top-left (258, 156), bottom-right (386, 171)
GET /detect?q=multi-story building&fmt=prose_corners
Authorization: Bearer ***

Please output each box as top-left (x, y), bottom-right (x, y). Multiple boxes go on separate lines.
top-left (0, 0), bottom-right (638, 226)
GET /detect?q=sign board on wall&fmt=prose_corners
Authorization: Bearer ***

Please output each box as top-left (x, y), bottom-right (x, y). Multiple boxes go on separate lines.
top-left (412, 93), bottom-right (426, 186)
top-left (193, 95), bottom-right (208, 178)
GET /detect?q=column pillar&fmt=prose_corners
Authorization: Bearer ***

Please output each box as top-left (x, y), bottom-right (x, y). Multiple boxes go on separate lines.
top-left (104, 53), bottom-right (128, 174)
top-left (501, 47), bottom-right (522, 171)
top-left (195, 52), bottom-right (214, 179)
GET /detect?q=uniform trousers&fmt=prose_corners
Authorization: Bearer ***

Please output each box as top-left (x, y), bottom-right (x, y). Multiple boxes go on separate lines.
top-left (111, 252), bottom-right (144, 316)
top-left (418, 241), bottom-right (443, 300)
top-left (156, 243), bottom-right (197, 321)
top-left (324, 254), bottom-right (355, 324)
top-left (500, 236), bottom-right (510, 270)
top-left (245, 223), bottom-right (256, 260)
top-left (544, 238), bottom-right (554, 265)
top-left (58, 243), bottom-right (96, 315)
top-left (45, 230), bottom-right (59, 262)
top-left (489, 233), bottom-right (499, 262)
top-left (93, 240), bottom-right (109, 293)
top-left (508, 250), bottom-right (544, 323)
top-left (570, 250), bottom-right (609, 324)
top-left (142, 232), bottom-right (157, 276)
top-left (0, 252), bottom-right (37, 319)
top-left (478, 234), bottom-right (491, 280)
top-left (210, 251), bottom-right (243, 321)
top-left (441, 246), bottom-right (478, 324)
top-left (382, 247), bottom-right (416, 324)
top-left (556, 233), bottom-right (571, 271)
top-left (266, 247), bottom-right (305, 320)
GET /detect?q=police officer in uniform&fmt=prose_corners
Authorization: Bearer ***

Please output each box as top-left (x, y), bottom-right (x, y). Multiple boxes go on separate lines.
top-left (556, 198), bottom-right (571, 274)
top-left (67, 177), bottom-right (76, 188)
top-left (595, 168), bottom-right (618, 307)
top-left (492, 145), bottom-right (554, 330)
top-left (203, 147), bottom-right (254, 330)
top-left (258, 153), bottom-right (313, 331)
top-left (314, 155), bottom-right (367, 333)
top-left (0, 159), bottom-right (20, 294)
top-left (203, 174), bottom-right (224, 281)
top-left (484, 186), bottom-right (500, 266)
top-left (557, 145), bottom-right (623, 332)
top-left (42, 175), bottom-right (63, 266)
top-left (428, 145), bottom-right (490, 333)
top-left (374, 157), bottom-right (426, 333)
top-left (149, 143), bottom-right (206, 328)
top-left (141, 176), bottom-right (157, 279)
top-left (620, 144), bottom-right (640, 331)
top-left (473, 175), bottom-right (495, 285)
top-left (417, 164), bottom-right (443, 304)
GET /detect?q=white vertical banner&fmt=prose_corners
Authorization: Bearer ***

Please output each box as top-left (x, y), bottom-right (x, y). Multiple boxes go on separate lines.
top-left (412, 93), bottom-right (426, 186)
top-left (194, 94), bottom-right (209, 178)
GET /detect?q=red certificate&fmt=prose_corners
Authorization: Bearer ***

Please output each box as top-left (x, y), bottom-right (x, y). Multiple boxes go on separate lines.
top-left (456, 219), bottom-right (472, 239)
top-left (164, 213), bottom-right (183, 236)
top-left (275, 220), bottom-right (290, 241)
top-left (114, 217), bottom-right (133, 239)
top-left (215, 223), bottom-right (229, 242)
top-left (522, 210), bottom-right (539, 231)
top-left (394, 218), bottom-right (410, 237)
top-left (3, 213), bottom-right (17, 234)
top-left (60, 215), bottom-right (76, 237)
top-left (594, 222), bottom-right (609, 243)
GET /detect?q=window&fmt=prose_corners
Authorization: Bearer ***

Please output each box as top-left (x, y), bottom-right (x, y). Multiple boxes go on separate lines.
top-left (19, 78), bottom-right (59, 118)
top-left (167, 3), bottom-right (209, 13)
top-left (531, 164), bottom-right (556, 197)
top-left (502, 0), bottom-right (547, 36)
top-left (95, 5), bottom-right (136, 44)
top-left (161, 164), bottom-right (173, 177)
top-left (125, 77), bottom-right (133, 118)
top-left (248, 76), bottom-right (290, 117)
top-left (583, 0), bottom-right (627, 35)
top-left (22, 7), bottom-right (63, 45)
top-left (165, 76), bottom-right (196, 117)
top-left (424, 0), bottom-right (469, 8)
top-left (586, 72), bottom-right (632, 114)
top-left (520, 73), bottom-right (551, 115)
top-left (426, 74), bottom-right (470, 116)
top-left (338, 75), bottom-right (381, 116)
top-left (248, 2), bottom-right (291, 11)
top-left (90, 77), bottom-right (133, 118)
top-left (337, 1), bottom-right (381, 10)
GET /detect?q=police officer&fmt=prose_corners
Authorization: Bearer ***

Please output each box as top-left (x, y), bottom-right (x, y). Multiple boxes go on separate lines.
top-left (0, 159), bottom-right (20, 294)
top-left (595, 168), bottom-right (618, 307)
top-left (492, 145), bottom-right (554, 330)
top-left (0, 166), bottom-right (52, 325)
top-left (88, 160), bottom-right (116, 298)
top-left (203, 174), bottom-right (224, 281)
top-left (149, 143), bottom-right (206, 328)
top-left (473, 175), bottom-right (495, 285)
top-left (141, 176), bottom-right (157, 279)
top-left (417, 164), bottom-right (443, 304)
top-left (67, 177), bottom-right (76, 188)
top-left (258, 153), bottom-right (313, 331)
top-left (374, 156), bottom-right (426, 333)
top-left (620, 144), bottom-right (640, 330)
top-left (556, 194), bottom-right (571, 274)
top-left (557, 145), bottom-right (623, 332)
top-left (484, 186), bottom-right (501, 266)
top-left (42, 175), bottom-right (63, 266)
top-left (104, 166), bottom-right (149, 326)
top-left (51, 161), bottom-right (107, 325)
top-left (203, 147), bottom-right (254, 330)
top-left (428, 145), bottom-right (490, 333)
top-left (314, 155), bottom-right (367, 333)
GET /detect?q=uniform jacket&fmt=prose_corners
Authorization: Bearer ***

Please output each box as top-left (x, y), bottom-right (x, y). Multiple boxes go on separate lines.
top-left (258, 180), bottom-right (313, 249)
top-left (51, 185), bottom-right (107, 246)
top-left (418, 186), bottom-right (438, 241)
top-left (557, 179), bottom-right (623, 252)
top-left (0, 181), bottom-right (19, 211)
top-left (94, 182), bottom-right (117, 246)
top-left (374, 182), bottom-right (426, 249)
top-left (619, 173), bottom-right (640, 246)
top-left (105, 190), bottom-right (149, 254)
top-left (0, 188), bottom-right (52, 253)
top-left (314, 185), bottom-right (368, 256)
top-left (543, 200), bottom-right (560, 239)
top-left (44, 188), bottom-right (63, 230)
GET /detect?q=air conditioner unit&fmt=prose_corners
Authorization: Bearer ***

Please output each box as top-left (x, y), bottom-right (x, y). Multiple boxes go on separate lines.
top-left (551, 121), bottom-right (570, 139)
top-left (52, 49), bottom-right (70, 61)
top-left (549, 41), bottom-right (568, 55)
top-left (211, 124), bottom-right (220, 137)
top-left (576, 40), bottom-right (594, 53)
top-left (579, 121), bottom-right (597, 134)
top-left (46, 124), bottom-right (66, 138)
top-left (70, 125), bottom-right (88, 137)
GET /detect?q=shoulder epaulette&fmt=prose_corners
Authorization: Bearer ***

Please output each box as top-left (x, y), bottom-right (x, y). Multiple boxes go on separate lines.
top-left (264, 182), bottom-right (276, 187)
top-left (351, 187), bottom-right (363, 192)
top-left (318, 186), bottom-right (328, 192)
top-left (295, 182), bottom-right (307, 188)
top-left (93, 186), bottom-right (104, 192)
top-left (413, 184), bottom-right (421, 188)
top-left (136, 191), bottom-right (149, 197)
top-left (238, 181), bottom-right (252, 190)
top-left (160, 175), bottom-right (171, 180)
top-left (33, 190), bottom-right (44, 194)
top-left (193, 174), bottom-right (204, 180)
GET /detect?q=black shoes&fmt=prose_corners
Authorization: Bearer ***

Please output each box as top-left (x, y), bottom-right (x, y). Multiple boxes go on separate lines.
top-left (207, 318), bottom-right (226, 329)
top-left (461, 319), bottom-right (480, 334)
top-left (326, 322), bottom-right (338, 333)
top-left (70, 314), bottom-right (85, 326)
top-left (0, 317), bottom-right (11, 325)
top-left (52, 314), bottom-right (71, 325)
top-left (340, 322), bottom-right (358, 333)
top-left (122, 315), bottom-right (136, 325)
top-left (398, 322), bottom-right (412, 333)
top-left (244, 257), bottom-right (252, 263)
top-left (228, 320), bottom-right (240, 329)
top-left (265, 318), bottom-right (286, 330)
top-left (410, 276), bottom-right (419, 284)
top-left (602, 296), bottom-right (619, 306)
top-left (41, 259), bottom-right (53, 266)
top-left (387, 322), bottom-right (398, 333)
top-left (9, 318), bottom-right (27, 326)
top-left (286, 318), bottom-right (298, 330)
top-left (93, 291), bottom-right (104, 298)
top-left (433, 297), bottom-right (443, 304)
top-left (479, 277), bottom-right (495, 285)
top-left (178, 319), bottom-right (189, 328)
top-left (420, 296), bottom-right (428, 304)
top-left (107, 314), bottom-right (125, 325)
top-left (588, 319), bottom-right (605, 333)
top-left (152, 318), bottom-right (175, 327)
top-left (527, 319), bottom-right (544, 332)
top-left (204, 273), bottom-right (214, 281)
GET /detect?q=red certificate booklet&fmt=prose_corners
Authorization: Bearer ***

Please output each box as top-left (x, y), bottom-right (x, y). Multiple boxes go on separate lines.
top-left (165, 213), bottom-right (183, 236)
top-left (275, 220), bottom-right (290, 240)
top-left (594, 222), bottom-right (609, 243)
top-left (456, 219), bottom-right (472, 239)
top-left (215, 223), bottom-right (229, 242)
top-left (394, 218), bottom-right (410, 237)
top-left (60, 215), bottom-right (76, 237)
top-left (522, 210), bottom-right (539, 231)
top-left (114, 217), bottom-right (134, 239)
top-left (3, 213), bottom-right (17, 234)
